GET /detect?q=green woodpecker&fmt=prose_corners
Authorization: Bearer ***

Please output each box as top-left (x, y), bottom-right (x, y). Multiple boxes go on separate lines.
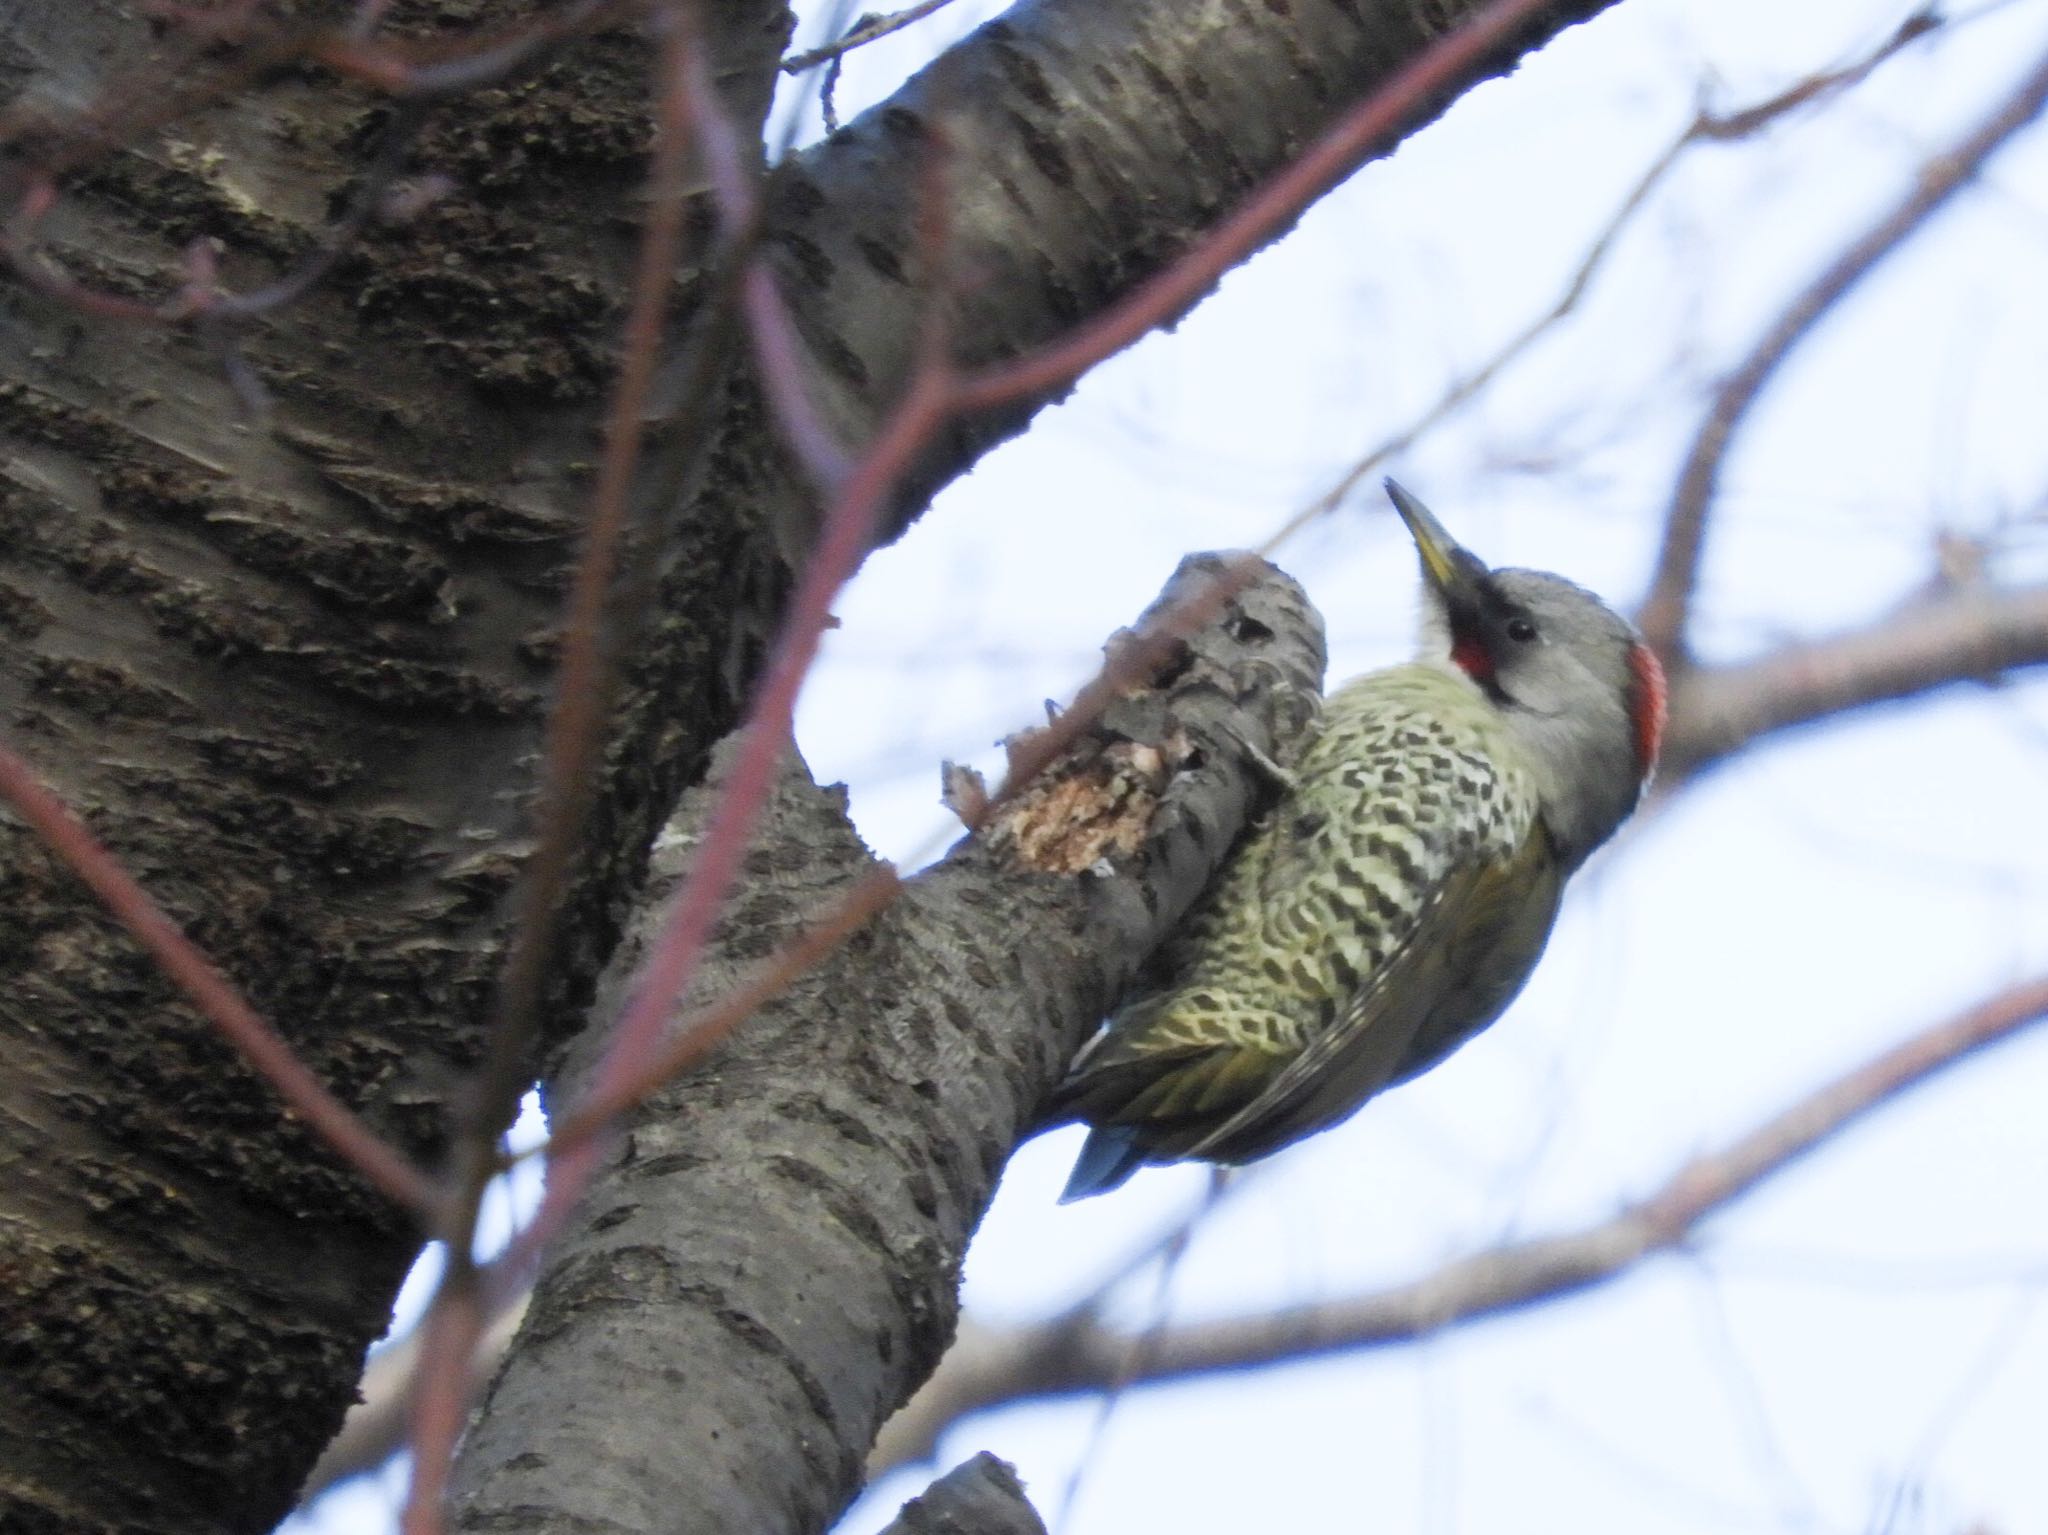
top-left (1047, 481), bottom-right (1666, 1201)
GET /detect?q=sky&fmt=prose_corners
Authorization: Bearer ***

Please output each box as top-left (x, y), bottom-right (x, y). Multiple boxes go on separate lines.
top-left (293, 0), bottom-right (2048, 1531)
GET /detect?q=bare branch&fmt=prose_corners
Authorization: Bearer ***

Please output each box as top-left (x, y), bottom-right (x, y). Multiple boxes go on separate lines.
top-left (1659, 582), bottom-right (2048, 786)
top-left (875, 1453), bottom-right (1048, 1535)
top-left (875, 975), bottom-right (2048, 1470)
top-left (950, 0), bottom-right (1597, 415)
top-left (1293, 7), bottom-right (1958, 531)
top-left (1637, 37), bottom-right (2048, 660)
top-left (448, 559), bottom-right (1328, 1534)
top-left (782, 1), bottom-right (967, 76)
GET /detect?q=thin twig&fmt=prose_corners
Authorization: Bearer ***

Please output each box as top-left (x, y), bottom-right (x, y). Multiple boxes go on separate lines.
top-left (399, 1270), bottom-right (484, 1535)
top-left (682, 35), bottom-right (857, 491)
top-left (1638, 36), bottom-right (2048, 659)
top-left (0, 742), bottom-right (440, 1215)
top-left (1049, 1176), bottom-right (1214, 1535)
top-left (443, 0), bottom-right (704, 1301)
top-left (780, 0), bottom-right (964, 75)
top-left (511, 99), bottom-right (958, 1192)
top-left (537, 864), bottom-right (901, 1155)
top-left (872, 975), bottom-right (2048, 1461)
top-left (791, 1), bottom-right (965, 138)
top-left (504, 103), bottom-right (978, 1260)
top-left (0, 0), bottom-right (638, 336)
top-left (211, 100), bottom-right (433, 320)
top-left (951, 0), bottom-right (1584, 413)
top-left (1289, 7), bottom-right (1956, 538)
top-left (493, 361), bottom-right (960, 1288)
top-left (300, 1290), bottom-right (529, 1503)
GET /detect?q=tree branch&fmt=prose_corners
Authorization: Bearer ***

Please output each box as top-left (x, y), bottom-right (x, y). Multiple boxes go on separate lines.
top-left (1291, 6), bottom-right (1957, 535)
top-left (875, 1452), bottom-right (1049, 1535)
top-left (448, 558), bottom-right (1327, 1534)
top-left (1637, 35), bottom-right (2048, 660)
top-left (767, 0), bottom-right (1623, 553)
top-left (782, 1), bottom-right (968, 77)
top-left (873, 975), bottom-right (2048, 1470)
top-left (1659, 581), bottom-right (2048, 786)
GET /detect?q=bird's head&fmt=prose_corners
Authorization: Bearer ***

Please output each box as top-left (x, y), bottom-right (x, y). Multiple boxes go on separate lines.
top-left (1387, 479), bottom-right (1666, 869)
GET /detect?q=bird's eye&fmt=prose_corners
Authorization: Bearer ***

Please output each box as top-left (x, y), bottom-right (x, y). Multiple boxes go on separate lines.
top-left (1506, 617), bottom-right (1539, 643)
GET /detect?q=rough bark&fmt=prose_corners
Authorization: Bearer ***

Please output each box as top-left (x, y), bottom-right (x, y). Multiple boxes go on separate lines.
top-left (0, 4), bottom-right (794, 1529)
top-left (876, 1452), bottom-right (1048, 1535)
top-left (448, 558), bottom-right (1325, 1533)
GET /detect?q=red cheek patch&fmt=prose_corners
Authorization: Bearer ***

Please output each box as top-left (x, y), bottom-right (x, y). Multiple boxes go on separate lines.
top-left (1451, 632), bottom-right (1494, 682)
top-left (1628, 642), bottom-right (1668, 775)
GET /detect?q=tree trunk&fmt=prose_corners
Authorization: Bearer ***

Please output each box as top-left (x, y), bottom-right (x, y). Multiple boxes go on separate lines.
top-left (0, 4), bottom-right (793, 1527)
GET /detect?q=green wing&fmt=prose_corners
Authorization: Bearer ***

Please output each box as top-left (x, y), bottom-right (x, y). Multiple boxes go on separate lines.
top-left (1049, 820), bottom-right (1558, 1166)
top-left (1390, 825), bottom-right (1562, 1086)
top-left (1186, 819), bottom-right (1560, 1163)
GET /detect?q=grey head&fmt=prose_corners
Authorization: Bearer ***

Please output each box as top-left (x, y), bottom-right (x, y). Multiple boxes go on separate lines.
top-left (1386, 479), bottom-right (1667, 871)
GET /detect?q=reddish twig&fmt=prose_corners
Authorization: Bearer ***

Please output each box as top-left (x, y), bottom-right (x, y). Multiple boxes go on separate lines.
top-left (400, 1269), bottom-right (485, 1535)
top-left (1637, 36), bottom-right (2048, 660)
top-left (0, 0), bottom-right (635, 332)
top-left (681, 34), bottom-right (857, 491)
top-left (586, 367), bottom-right (951, 1101)
top-left (949, 0), bottom-right (1576, 413)
top-left (0, 741), bottom-right (439, 1215)
top-left (447, 0), bottom-right (703, 1251)
top-left (741, 263), bottom-right (857, 489)
top-left (874, 975), bottom-right (2048, 1459)
top-left (494, 361), bottom-right (961, 1290)
top-left (3, 97), bottom-right (431, 339)
top-left (497, 97), bottom-right (967, 1250)
top-left (455, 14), bottom-right (888, 1246)
top-left (1291, 8), bottom-right (1956, 537)
top-left (210, 101), bottom-right (433, 321)
top-left (301, 1289), bottom-right (528, 1505)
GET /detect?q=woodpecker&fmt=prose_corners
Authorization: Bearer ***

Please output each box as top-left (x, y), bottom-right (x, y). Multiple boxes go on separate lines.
top-left (1047, 481), bottom-right (1667, 1201)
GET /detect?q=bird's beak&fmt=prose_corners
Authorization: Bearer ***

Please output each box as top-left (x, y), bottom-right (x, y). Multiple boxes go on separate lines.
top-left (1386, 479), bottom-right (1489, 600)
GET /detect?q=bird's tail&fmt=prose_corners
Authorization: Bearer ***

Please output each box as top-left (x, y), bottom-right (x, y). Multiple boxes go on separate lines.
top-left (1057, 1125), bottom-right (1149, 1203)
